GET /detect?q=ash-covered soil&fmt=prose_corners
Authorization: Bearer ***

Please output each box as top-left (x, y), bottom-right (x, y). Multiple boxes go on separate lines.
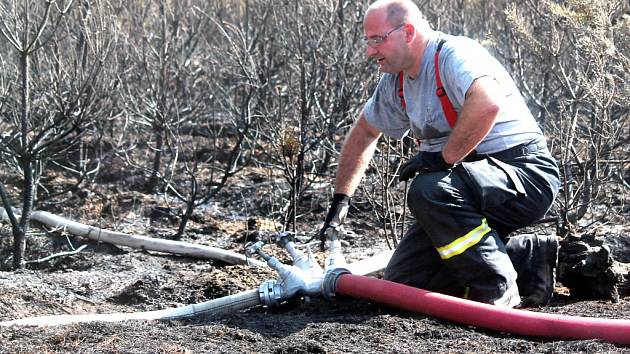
top-left (2, 227), bottom-right (629, 353)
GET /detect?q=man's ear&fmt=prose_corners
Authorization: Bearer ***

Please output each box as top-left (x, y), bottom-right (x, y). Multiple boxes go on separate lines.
top-left (402, 23), bottom-right (416, 43)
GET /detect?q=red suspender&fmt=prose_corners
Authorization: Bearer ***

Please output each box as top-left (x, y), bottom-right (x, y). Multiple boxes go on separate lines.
top-left (398, 39), bottom-right (458, 129)
top-left (434, 40), bottom-right (458, 128)
top-left (398, 72), bottom-right (406, 109)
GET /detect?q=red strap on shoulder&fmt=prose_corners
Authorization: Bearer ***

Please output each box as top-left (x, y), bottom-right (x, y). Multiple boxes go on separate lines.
top-left (398, 72), bottom-right (406, 109)
top-left (434, 40), bottom-right (458, 129)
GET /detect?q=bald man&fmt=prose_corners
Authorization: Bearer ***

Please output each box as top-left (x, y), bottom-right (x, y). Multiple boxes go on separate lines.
top-left (321, 0), bottom-right (561, 307)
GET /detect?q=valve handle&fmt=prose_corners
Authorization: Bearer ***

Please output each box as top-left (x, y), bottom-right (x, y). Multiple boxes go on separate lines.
top-left (245, 241), bottom-right (271, 261)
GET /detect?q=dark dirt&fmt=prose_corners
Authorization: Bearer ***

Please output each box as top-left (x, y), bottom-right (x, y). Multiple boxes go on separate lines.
top-left (1, 170), bottom-right (630, 353)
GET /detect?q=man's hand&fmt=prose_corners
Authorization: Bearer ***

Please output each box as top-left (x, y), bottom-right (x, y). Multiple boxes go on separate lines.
top-left (398, 151), bottom-right (453, 182)
top-left (319, 194), bottom-right (351, 247)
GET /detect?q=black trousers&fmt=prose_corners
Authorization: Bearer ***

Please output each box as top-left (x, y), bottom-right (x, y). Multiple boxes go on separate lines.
top-left (384, 142), bottom-right (560, 303)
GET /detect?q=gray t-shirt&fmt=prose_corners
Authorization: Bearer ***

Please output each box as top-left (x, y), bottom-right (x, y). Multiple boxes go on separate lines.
top-left (363, 31), bottom-right (543, 154)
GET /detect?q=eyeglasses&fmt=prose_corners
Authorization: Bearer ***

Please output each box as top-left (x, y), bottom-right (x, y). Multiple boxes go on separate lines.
top-left (363, 24), bottom-right (405, 48)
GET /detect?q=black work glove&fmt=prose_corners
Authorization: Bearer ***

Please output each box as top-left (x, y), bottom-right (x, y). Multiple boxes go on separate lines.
top-left (463, 150), bottom-right (482, 162)
top-left (399, 151), bottom-right (453, 182)
top-left (318, 193), bottom-right (350, 247)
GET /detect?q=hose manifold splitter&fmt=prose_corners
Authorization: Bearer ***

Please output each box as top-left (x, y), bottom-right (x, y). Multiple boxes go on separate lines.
top-left (245, 228), bottom-right (351, 307)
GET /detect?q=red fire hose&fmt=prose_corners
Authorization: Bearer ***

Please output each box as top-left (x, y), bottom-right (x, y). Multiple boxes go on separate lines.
top-left (335, 273), bottom-right (630, 345)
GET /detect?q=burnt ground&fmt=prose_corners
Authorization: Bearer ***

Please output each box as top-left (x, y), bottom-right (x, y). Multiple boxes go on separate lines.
top-left (1, 168), bottom-right (629, 353)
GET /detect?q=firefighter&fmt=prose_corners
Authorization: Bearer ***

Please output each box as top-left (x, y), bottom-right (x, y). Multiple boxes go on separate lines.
top-left (320, 0), bottom-right (561, 307)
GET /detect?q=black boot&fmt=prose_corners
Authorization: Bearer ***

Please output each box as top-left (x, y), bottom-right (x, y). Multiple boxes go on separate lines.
top-left (519, 235), bottom-right (559, 307)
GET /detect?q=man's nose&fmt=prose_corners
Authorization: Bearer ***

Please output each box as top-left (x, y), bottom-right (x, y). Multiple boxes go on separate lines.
top-left (366, 45), bottom-right (378, 57)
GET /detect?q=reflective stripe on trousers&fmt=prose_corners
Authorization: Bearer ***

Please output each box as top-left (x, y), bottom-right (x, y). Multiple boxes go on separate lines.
top-left (437, 218), bottom-right (491, 260)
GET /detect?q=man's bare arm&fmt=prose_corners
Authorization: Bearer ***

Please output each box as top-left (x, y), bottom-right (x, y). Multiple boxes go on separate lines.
top-left (442, 76), bottom-right (502, 164)
top-left (334, 111), bottom-right (382, 196)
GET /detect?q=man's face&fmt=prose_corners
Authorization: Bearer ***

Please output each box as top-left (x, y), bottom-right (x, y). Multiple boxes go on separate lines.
top-left (363, 11), bottom-right (408, 73)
